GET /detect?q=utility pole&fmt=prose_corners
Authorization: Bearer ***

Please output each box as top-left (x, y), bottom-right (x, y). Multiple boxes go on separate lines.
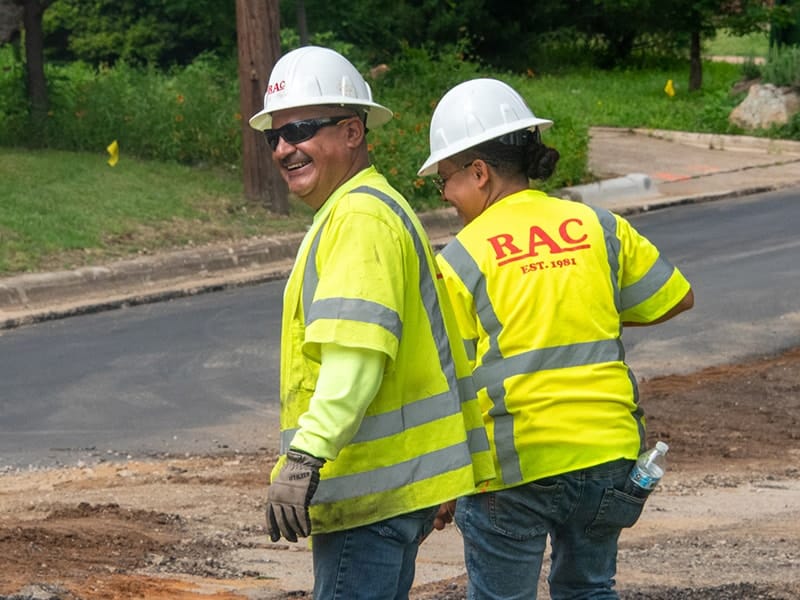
top-left (236, 0), bottom-right (288, 214)
top-left (296, 0), bottom-right (309, 45)
top-left (17, 0), bottom-right (51, 135)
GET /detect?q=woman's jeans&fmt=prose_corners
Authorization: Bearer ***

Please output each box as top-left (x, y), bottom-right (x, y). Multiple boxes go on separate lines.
top-left (455, 458), bottom-right (644, 600)
top-left (311, 505), bottom-right (438, 600)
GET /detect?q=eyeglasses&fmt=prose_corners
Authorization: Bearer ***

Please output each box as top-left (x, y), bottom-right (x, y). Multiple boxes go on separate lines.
top-left (263, 115), bottom-right (354, 151)
top-left (433, 161), bottom-right (476, 195)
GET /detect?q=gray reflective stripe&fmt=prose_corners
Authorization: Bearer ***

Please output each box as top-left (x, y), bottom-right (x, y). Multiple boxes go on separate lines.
top-left (280, 429), bottom-right (295, 454)
top-left (440, 207), bottom-right (640, 484)
top-left (312, 443), bottom-right (472, 504)
top-left (302, 219), bottom-right (402, 338)
top-left (467, 426), bottom-right (491, 453)
top-left (307, 297), bottom-right (402, 340)
top-left (441, 239), bottom-right (503, 366)
top-left (349, 186), bottom-right (460, 397)
top-left (282, 391), bottom-right (457, 451)
top-left (589, 206), bottom-right (622, 314)
top-left (628, 367), bottom-right (646, 451)
top-left (302, 225), bottom-right (325, 321)
top-left (459, 373), bottom-right (491, 457)
top-left (458, 374), bottom-right (476, 404)
top-left (486, 378), bottom-right (522, 482)
top-left (283, 404), bottom-right (491, 456)
top-left (620, 256), bottom-right (676, 310)
top-left (463, 338), bottom-right (477, 361)
top-left (349, 392), bottom-right (453, 443)
top-left (480, 338), bottom-right (624, 484)
top-left (587, 205), bottom-right (675, 311)
top-left (280, 417), bottom-right (489, 454)
top-left (474, 338), bottom-right (624, 390)
top-left (288, 185), bottom-right (469, 490)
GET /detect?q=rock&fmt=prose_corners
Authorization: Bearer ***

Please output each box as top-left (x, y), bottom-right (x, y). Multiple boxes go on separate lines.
top-left (729, 77), bottom-right (760, 97)
top-left (4, 584), bottom-right (70, 600)
top-left (729, 83), bottom-right (800, 130)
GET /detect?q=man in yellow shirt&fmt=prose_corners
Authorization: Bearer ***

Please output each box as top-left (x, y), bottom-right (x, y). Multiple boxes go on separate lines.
top-left (249, 47), bottom-right (493, 599)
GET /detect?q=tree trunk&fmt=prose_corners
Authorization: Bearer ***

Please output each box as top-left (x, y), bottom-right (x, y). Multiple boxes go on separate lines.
top-left (21, 0), bottom-right (48, 135)
top-left (296, 0), bottom-right (309, 46)
top-left (689, 29), bottom-right (702, 92)
top-left (236, 0), bottom-right (288, 214)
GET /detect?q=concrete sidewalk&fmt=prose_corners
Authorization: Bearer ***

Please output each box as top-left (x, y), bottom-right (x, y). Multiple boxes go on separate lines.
top-left (568, 127), bottom-right (800, 212)
top-left (2, 127), bottom-right (800, 329)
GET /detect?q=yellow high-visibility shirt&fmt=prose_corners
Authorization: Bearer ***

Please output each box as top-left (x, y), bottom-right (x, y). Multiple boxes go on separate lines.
top-left (277, 166), bottom-right (494, 533)
top-left (436, 189), bottom-right (691, 490)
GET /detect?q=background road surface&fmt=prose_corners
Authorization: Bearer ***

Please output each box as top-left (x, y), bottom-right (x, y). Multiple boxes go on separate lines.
top-left (1, 188), bottom-right (799, 470)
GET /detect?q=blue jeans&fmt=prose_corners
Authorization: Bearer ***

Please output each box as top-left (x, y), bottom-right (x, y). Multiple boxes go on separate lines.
top-left (311, 505), bottom-right (438, 600)
top-left (455, 459), bottom-right (644, 600)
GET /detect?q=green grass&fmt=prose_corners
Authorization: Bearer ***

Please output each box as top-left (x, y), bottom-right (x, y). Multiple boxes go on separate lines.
top-left (0, 147), bottom-right (312, 273)
top-left (0, 54), bottom-right (785, 276)
top-left (705, 29), bottom-right (770, 57)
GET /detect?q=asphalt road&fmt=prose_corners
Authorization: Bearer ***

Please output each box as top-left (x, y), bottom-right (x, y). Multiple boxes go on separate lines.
top-left (1, 188), bottom-right (798, 470)
top-left (620, 187), bottom-right (800, 378)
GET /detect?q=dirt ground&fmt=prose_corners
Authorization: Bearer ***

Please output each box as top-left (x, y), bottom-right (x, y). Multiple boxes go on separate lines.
top-left (1, 346), bottom-right (799, 600)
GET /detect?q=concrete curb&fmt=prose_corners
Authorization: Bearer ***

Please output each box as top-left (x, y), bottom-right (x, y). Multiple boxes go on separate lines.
top-left (595, 126), bottom-right (800, 156)
top-left (558, 173), bottom-right (659, 204)
top-left (0, 235), bottom-right (302, 329)
top-left (0, 181), bottom-right (786, 331)
top-left (0, 210), bottom-right (463, 330)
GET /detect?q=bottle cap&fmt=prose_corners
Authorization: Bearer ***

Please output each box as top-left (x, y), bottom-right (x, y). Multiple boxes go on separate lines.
top-left (655, 441), bottom-right (669, 453)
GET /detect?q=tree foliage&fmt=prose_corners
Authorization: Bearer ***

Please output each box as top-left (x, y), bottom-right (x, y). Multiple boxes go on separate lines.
top-left (278, 0), bottom-right (779, 73)
top-left (13, 0), bottom-right (783, 74)
top-left (42, 0), bottom-right (238, 67)
top-left (5, 0), bottom-right (789, 109)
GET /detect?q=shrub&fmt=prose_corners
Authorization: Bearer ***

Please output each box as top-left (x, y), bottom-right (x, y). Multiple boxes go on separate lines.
top-left (0, 46), bottom-right (29, 143)
top-left (762, 45), bottom-right (800, 88)
top-left (740, 57), bottom-right (763, 81)
top-left (0, 48), bottom-right (242, 165)
top-left (2, 40), bottom-right (796, 214)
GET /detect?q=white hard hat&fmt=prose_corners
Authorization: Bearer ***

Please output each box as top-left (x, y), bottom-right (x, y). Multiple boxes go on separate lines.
top-left (418, 78), bottom-right (553, 176)
top-left (249, 46), bottom-right (393, 131)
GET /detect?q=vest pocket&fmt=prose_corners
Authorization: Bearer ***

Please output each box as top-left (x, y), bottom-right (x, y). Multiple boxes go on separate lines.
top-left (290, 319), bottom-right (318, 393)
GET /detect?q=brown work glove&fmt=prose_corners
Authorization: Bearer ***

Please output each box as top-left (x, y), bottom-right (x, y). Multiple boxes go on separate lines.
top-left (266, 449), bottom-right (325, 542)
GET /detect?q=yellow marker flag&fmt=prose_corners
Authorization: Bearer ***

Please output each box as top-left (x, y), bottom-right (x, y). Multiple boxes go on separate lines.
top-left (664, 79), bottom-right (675, 97)
top-left (107, 140), bottom-right (119, 167)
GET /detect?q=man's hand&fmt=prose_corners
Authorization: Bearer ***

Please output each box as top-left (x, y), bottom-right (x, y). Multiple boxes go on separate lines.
top-left (266, 449), bottom-right (325, 542)
top-left (432, 500), bottom-right (457, 531)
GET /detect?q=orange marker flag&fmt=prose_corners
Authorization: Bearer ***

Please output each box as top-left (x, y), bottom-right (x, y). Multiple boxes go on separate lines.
top-left (107, 140), bottom-right (119, 167)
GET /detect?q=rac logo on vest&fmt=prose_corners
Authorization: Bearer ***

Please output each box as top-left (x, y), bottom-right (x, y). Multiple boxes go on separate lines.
top-left (487, 218), bottom-right (591, 268)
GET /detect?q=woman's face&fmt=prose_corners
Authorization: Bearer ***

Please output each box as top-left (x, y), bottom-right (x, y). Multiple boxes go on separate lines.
top-left (437, 159), bottom-right (485, 225)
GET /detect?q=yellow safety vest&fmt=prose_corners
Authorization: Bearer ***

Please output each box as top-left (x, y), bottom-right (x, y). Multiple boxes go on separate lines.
top-left (436, 189), bottom-right (691, 491)
top-left (278, 167), bottom-right (494, 533)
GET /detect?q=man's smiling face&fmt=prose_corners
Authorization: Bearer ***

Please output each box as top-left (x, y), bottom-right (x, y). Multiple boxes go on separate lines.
top-left (269, 106), bottom-right (358, 210)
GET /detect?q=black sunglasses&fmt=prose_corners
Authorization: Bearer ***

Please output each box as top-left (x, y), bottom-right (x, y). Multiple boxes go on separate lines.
top-left (263, 115), bottom-right (354, 151)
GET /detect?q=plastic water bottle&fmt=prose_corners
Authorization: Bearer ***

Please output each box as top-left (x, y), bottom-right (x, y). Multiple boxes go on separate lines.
top-left (625, 441), bottom-right (669, 498)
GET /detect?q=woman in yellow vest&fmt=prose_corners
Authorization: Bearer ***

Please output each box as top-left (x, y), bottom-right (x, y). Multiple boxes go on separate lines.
top-left (248, 48), bottom-right (494, 600)
top-left (418, 78), bottom-right (694, 599)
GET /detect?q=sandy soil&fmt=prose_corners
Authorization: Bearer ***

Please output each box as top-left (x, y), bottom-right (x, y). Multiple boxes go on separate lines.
top-left (1, 347), bottom-right (799, 600)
